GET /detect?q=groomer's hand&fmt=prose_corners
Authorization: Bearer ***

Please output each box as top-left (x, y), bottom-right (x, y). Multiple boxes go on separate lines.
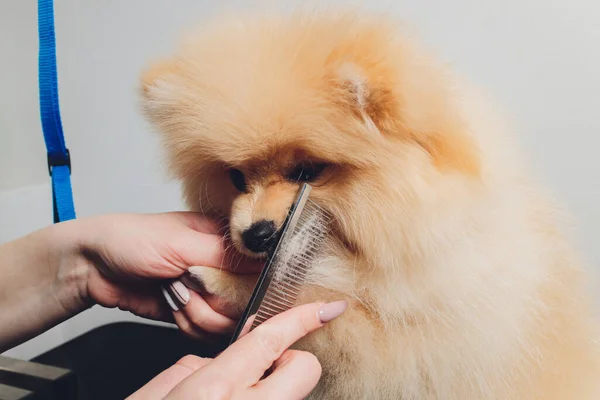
top-left (0, 211), bottom-right (261, 353)
top-left (68, 212), bottom-right (262, 336)
top-left (127, 301), bottom-right (347, 400)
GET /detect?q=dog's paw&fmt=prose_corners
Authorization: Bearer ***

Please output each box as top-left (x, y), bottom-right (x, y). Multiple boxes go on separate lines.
top-left (182, 266), bottom-right (258, 316)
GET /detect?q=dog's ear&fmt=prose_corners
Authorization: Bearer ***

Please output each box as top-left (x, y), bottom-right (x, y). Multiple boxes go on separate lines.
top-left (138, 57), bottom-right (190, 129)
top-left (330, 62), bottom-right (480, 176)
top-left (329, 62), bottom-right (399, 134)
top-left (140, 57), bottom-right (183, 100)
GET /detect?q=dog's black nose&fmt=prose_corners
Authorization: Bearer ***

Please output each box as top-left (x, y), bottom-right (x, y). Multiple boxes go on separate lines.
top-left (242, 220), bottom-right (277, 253)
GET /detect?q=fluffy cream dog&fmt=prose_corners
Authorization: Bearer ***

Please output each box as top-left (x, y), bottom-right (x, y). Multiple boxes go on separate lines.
top-left (139, 9), bottom-right (600, 399)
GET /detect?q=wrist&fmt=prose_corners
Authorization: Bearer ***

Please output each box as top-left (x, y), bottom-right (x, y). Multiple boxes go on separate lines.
top-left (0, 220), bottom-right (93, 352)
top-left (45, 219), bottom-right (96, 314)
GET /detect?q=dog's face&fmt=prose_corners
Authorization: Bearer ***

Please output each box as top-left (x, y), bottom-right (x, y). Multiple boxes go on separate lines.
top-left (140, 11), bottom-right (481, 265)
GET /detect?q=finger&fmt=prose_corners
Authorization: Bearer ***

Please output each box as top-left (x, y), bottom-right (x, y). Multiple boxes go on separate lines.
top-left (126, 355), bottom-right (210, 400)
top-left (172, 232), bottom-right (262, 274)
top-left (198, 301), bottom-right (347, 388)
top-left (178, 290), bottom-right (237, 335)
top-left (111, 285), bottom-right (176, 323)
top-left (171, 218), bottom-right (263, 274)
top-left (250, 350), bottom-right (322, 400)
top-left (172, 311), bottom-right (219, 342)
top-left (146, 300), bottom-right (176, 324)
top-left (172, 231), bottom-right (230, 271)
top-left (203, 292), bottom-right (244, 320)
top-left (166, 212), bottom-right (223, 235)
top-left (235, 314), bottom-right (256, 340)
top-left (166, 288), bottom-right (226, 342)
top-left (181, 234), bottom-right (263, 274)
top-left (166, 212), bottom-right (263, 274)
top-left (156, 302), bottom-right (343, 399)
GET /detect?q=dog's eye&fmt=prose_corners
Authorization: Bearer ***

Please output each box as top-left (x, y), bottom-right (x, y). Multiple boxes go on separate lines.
top-left (287, 163), bottom-right (327, 183)
top-left (229, 168), bottom-right (247, 192)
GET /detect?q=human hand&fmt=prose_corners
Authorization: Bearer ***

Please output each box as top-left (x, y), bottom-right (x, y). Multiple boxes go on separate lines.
top-left (127, 301), bottom-right (348, 400)
top-left (66, 212), bottom-right (261, 337)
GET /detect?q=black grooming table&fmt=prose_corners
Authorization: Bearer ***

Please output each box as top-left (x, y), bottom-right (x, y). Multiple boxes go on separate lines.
top-left (0, 322), bottom-right (228, 400)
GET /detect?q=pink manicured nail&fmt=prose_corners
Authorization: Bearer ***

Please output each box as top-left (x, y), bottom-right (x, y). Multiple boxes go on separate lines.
top-left (162, 286), bottom-right (180, 312)
top-left (169, 280), bottom-right (190, 305)
top-left (318, 300), bottom-right (348, 323)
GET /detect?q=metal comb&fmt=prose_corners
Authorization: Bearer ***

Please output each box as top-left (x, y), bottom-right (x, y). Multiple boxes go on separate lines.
top-left (229, 183), bottom-right (330, 344)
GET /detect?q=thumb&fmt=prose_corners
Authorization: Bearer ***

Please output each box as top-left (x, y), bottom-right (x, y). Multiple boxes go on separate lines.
top-left (126, 355), bottom-right (211, 400)
top-left (169, 212), bottom-right (224, 235)
top-left (176, 230), bottom-right (263, 274)
top-left (173, 230), bottom-right (229, 269)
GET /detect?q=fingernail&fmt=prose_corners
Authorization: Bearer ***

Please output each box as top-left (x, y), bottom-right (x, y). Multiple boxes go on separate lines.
top-left (318, 300), bottom-right (348, 323)
top-left (162, 286), bottom-right (180, 312)
top-left (169, 280), bottom-right (190, 305)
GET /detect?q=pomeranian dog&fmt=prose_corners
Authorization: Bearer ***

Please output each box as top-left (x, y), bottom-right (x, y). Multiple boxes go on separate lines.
top-left (139, 8), bottom-right (600, 399)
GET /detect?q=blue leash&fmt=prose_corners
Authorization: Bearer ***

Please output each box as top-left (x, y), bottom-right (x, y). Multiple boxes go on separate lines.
top-left (38, 0), bottom-right (76, 223)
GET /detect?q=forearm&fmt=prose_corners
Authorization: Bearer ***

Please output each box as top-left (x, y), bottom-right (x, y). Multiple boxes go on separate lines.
top-left (0, 222), bottom-right (91, 353)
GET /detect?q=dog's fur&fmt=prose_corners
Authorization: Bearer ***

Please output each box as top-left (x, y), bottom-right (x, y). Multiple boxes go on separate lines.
top-left (140, 9), bottom-right (600, 399)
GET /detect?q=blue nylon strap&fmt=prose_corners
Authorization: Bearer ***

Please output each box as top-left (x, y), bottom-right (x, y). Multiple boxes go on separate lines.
top-left (38, 0), bottom-right (76, 223)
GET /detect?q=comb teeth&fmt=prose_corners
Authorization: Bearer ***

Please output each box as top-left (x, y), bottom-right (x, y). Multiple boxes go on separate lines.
top-left (250, 199), bottom-right (331, 329)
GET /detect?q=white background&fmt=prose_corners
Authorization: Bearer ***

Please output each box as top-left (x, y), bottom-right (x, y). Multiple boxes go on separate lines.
top-left (1, 0), bottom-right (598, 360)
